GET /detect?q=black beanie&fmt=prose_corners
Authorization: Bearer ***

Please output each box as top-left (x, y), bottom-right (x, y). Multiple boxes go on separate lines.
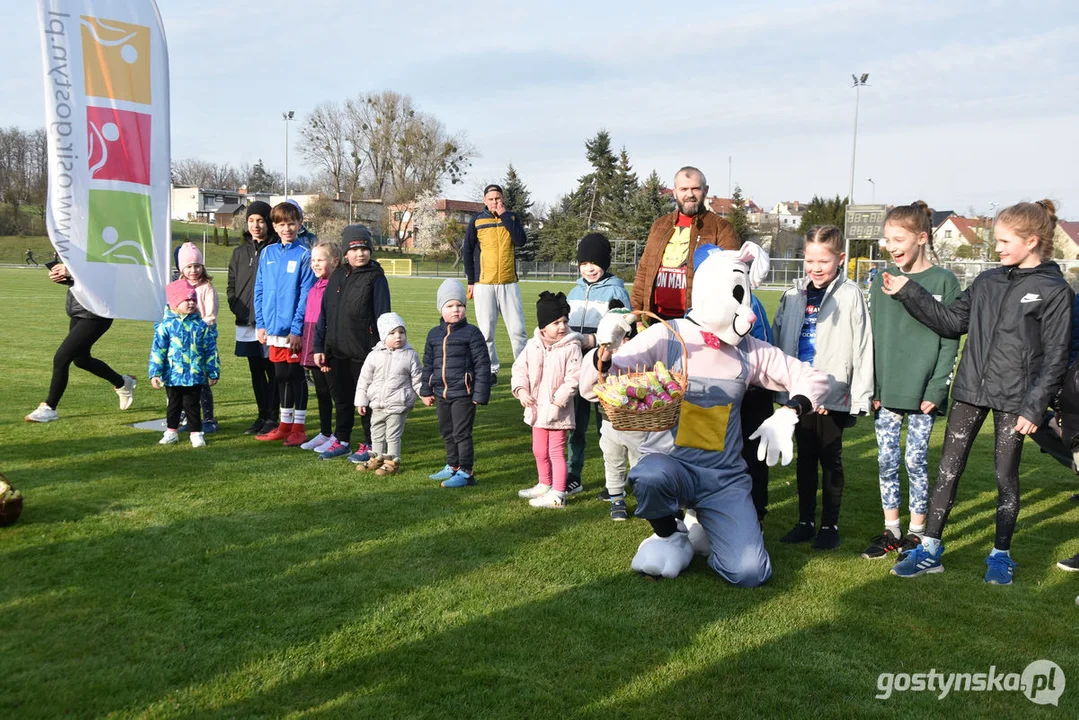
top-left (341, 224), bottom-right (373, 253)
top-left (577, 232), bottom-right (611, 271)
top-left (536, 291), bottom-right (571, 330)
top-left (246, 201), bottom-right (272, 221)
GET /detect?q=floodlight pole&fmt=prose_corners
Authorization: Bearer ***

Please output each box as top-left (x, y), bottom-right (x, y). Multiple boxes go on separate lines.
top-left (283, 110), bottom-right (294, 199)
top-left (845, 73), bottom-right (869, 264)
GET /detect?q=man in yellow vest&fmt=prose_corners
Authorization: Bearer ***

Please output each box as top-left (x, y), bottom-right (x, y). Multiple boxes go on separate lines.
top-left (463, 184), bottom-right (528, 382)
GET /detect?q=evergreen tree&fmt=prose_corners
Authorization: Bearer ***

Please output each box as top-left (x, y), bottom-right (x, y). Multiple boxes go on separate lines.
top-left (247, 159), bottom-right (275, 193)
top-left (501, 163), bottom-right (538, 261)
top-left (629, 170), bottom-right (672, 241)
top-left (728, 185), bottom-right (750, 243)
top-left (797, 195), bottom-right (848, 234)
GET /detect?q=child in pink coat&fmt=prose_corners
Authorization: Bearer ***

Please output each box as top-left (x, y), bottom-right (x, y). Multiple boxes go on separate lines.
top-left (512, 291), bottom-right (583, 509)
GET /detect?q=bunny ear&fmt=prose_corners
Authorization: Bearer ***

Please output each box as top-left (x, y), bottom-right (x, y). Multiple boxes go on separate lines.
top-left (738, 242), bottom-right (771, 288)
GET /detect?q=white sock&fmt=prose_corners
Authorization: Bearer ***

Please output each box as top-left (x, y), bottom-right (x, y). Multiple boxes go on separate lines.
top-left (908, 522), bottom-right (925, 538)
top-left (885, 519), bottom-right (901, 539)
top-left (990, 547), bottom-right (1010, 557)
top-left (280, 407), bottom-right (294, 424)
top-left (293, 409), bottom-right (306, 425)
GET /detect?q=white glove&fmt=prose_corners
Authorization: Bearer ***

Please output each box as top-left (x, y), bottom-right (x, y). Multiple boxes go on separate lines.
top-left (748, 406), bottom-right (799, 466)
top-left (596, 309), bottom-right (637, 352)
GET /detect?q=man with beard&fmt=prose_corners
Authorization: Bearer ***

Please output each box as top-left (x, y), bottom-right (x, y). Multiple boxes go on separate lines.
top-left (631, 167), bottom-right (739, 320)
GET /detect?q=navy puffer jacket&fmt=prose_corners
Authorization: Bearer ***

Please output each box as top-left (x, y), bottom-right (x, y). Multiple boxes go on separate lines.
top-left (420, 318), bottom-right (491, 404)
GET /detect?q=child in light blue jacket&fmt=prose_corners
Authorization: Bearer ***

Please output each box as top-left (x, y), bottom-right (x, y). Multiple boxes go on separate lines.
top-left (566, 233), bottom-right (632, 496)
top-left (150, 279), bottom-right (221, 448)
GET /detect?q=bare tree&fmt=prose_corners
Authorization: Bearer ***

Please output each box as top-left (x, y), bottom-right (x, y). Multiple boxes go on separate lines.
top-left (299, 101), bottom-right (362, 198)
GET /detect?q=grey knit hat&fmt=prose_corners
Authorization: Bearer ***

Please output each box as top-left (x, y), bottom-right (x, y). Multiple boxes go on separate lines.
top-left (436, 279), bottom-right (467, 311)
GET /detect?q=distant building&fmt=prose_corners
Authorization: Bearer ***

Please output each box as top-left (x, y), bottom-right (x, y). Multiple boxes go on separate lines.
top-left (170, 186), bottom-right (245, 225)
top-left (1054, 221), bottom-right (1079, 260)
top-left (934, 216), bottom-right (988, 258)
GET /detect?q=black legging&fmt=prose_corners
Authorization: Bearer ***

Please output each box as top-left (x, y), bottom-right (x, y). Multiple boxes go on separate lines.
top-left (311, 368), bottom-right (333, 436)
top-left (926, 400), bottom-right (1024, 550)
top-left (793, 410), bottom-right (850, 527)
top-left (46, 316), bottom-right (124, 409)
top-left (274, 361), bottom-right (308, 414)
top-left (331, 355), bottom-right (371, 446)
top-left (741, 386), bottom-right (775, 521)
top-left (246, 356), bottom-right (277, 421)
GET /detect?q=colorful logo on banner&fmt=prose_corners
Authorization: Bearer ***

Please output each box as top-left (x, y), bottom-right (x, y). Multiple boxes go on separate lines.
top-left (87, 190), bottom-right (153, 265)
top-left (80, 15), bottom-right (154, 265)
top-left (80, 17), bottom-right (151, 103)
top-left (87, 107), bottom-right (151, 184)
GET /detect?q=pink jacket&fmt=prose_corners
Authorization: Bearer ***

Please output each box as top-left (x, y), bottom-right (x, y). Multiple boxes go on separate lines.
top-left (193, 280), bottom-right (219, 325)
top-left (511, 329), bottom-right (583, 430)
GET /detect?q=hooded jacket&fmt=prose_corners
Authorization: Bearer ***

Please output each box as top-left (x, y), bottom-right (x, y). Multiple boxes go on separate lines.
top-left (773, 275), bottom-right (874, 414)
top-left (354, 341), bottom-right (423, 413)
top-left (567, 273), bottom-right (632, 342)
top-left (420, 318), bottom-right (491, 404)
top-left (227, 234), bottom-right (278, 327)
top-left (463, 210), bottom-right (527, 285)
top-left (148, 308), bottom-right (221, 386)
top-left (314, 259), bottom-right (391, 360)
top-left (894, 261), bottom-right (1073, 421)
top-left (511, 329), bottom-right (583, 429)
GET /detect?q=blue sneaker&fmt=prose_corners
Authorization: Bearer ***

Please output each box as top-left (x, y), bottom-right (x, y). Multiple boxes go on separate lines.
top-left (429, 464), bottom-right (456, 481)
top-left (891, 543), bottom-right (944, 578)
top-left (441, 470), bottom-right (476, 488)
top-left (202, 419), bottom-right (218, 434)
top-left (317, 440), bottom-right (351, 460)
top-left (984, 553), bottom-right (1017, 585)
top-left (348, 444), bottom-right (372, 464)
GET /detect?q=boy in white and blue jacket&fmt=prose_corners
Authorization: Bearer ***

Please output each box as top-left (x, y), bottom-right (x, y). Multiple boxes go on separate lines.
top-left (566, 233), bottom-right (632, 495)
top-left (150, 279), bottom-right (221, 447)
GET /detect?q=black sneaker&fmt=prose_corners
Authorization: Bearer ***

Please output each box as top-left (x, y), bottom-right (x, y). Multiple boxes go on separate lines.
top-left (861, 530), bottom-right (903, 559)
top-left (1057, 553), bottom-right (1079, 572)
top-left (490, 373), bottom-right (499, 386)
top-left (260, 420), bottom-right (279, 435)
top-left (780, 521), bottom-right (816, 544)
top-left (244, 418), bottom-right (265, 435)
top-left (565, 475), bottom-right (583, 496)
top-left (596, 488), bottom-right (613, 502)
top-left (897, 534), bottom-right (921, 559)
top-left (610, 497), bottom-right (628, 521)
top-left (813, 525), bottom-right (841, 550)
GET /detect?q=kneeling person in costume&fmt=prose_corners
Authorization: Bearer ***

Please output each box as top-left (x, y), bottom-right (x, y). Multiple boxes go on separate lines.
top-left (581, 243), bottom-right (830, 586)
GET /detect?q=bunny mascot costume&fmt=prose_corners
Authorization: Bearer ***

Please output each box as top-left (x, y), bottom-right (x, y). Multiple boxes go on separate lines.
top-left (580, 242), bottom-right (830, 586)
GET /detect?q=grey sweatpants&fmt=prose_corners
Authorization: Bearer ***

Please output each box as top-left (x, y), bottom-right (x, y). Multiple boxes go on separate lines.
top-left (371, 408), bottom-right (409, 460)
top-left (473, 282), bottom-right (527, 375)
top-left (599, 419), bottom-right (645, 495)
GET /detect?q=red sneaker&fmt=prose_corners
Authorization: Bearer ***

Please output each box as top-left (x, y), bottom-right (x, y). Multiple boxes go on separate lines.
top-left (283, 425), bottom-right (307, 447)
top-left (257, 422), bottom-right (292, 441)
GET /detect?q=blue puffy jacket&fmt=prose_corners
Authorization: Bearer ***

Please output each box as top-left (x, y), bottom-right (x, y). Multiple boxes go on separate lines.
top-left (148, 309), bottom-right (220, 386)
top-left (254, 240), bottom-right (316, 337)
top-left (567, 273), bottom-right (632, 336)
top-left (420, 319), bottom-right (491, 404)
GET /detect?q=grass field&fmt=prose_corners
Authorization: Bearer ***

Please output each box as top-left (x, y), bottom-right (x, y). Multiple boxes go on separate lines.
top-left (2, 269), bottom-right (1077, 718)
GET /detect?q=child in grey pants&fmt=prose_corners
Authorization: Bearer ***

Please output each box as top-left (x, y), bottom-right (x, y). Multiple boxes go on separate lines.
top-left (354, 312), bottom-right (422, 476)
top-left (598, 416), bottom-right (646, 521)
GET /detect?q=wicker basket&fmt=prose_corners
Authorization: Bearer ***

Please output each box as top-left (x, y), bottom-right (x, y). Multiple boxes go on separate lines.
top-left (0, 471), bottom-right (23, 528)
top-left (596, 311), bottom-right (688, 432)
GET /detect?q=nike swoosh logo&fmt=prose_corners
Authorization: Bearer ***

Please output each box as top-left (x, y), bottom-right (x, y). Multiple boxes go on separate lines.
top-left (1020, 293), bottom-right (1041, 303)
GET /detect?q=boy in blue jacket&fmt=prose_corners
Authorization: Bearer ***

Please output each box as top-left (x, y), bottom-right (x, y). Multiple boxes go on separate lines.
top-left (254, 202), bottom-right (316, 443)
top-left (150, 279), bottom-right (221, 448)
top-left (566, 233), bottom-right (632, 496)
top-left (421, 280), bottom-right (492, 488)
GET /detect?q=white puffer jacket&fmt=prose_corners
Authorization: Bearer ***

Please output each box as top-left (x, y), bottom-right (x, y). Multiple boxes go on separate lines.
top-left (355, 341), bottom-right (423, 413)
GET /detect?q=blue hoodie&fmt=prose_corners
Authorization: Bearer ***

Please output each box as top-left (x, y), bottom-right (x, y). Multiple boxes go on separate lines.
top-left (254, 240), bottom-right (316, 337)
top-left (567, 273), bottom-right (632, 335)
top-left (149, 308), bottom-right (221, 386)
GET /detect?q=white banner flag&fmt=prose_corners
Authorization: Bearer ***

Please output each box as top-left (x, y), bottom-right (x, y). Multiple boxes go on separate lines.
top-left (37, 0), bottom-right (170, 321)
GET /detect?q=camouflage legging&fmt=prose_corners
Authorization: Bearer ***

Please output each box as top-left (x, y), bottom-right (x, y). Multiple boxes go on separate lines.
top-left (874, 407), bottom-right (935, 514)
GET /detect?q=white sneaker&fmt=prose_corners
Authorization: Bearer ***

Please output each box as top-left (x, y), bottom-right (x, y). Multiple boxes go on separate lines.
top-left (518, 483), bottom-right (551, 499)
top-left (159, 430), bottom-right (179, 445)
top-left (529, 491), bottom-right (566, 509)
top-left (115, 375), bottom-right (137, 410)
top-left (313, 435), bottom-right (337, 453)
top-left (190, 431), bottom-right (206, 448)
top-left (301, 433), bottom-right (330, 450)
top-left (26, 404), bottom-right (59, 423)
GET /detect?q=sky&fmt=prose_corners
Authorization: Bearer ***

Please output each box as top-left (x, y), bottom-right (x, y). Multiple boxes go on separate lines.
top-left (5, 0), bottom-right (1079, 217)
